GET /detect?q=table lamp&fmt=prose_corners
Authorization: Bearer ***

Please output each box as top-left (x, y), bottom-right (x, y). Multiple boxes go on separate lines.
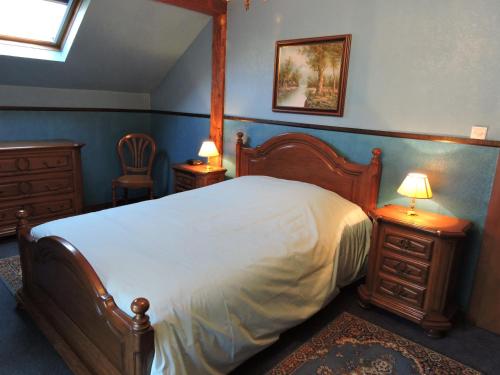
top-left (397, 173), bottom-right (433, 215)
top-left (198, 140), bottom-right (219, 171)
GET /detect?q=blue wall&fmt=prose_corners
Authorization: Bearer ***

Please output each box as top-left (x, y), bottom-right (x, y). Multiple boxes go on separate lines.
top-left (224, 0), bottom-right (500, 140)
top-left (151, 114), bottom-right (210, 195)
top-left (223, 120), bottom-right (499, 308)
top-left (5, 107), bottom-right (494, 308)
top-left (153, 0), bottom-right (500, 141)
top-left (0, 111), bottom-right (151, 206)
top-left (148, 0), bottom-right (500, 309)
top-left (145, 112), bottom-right (499, 308)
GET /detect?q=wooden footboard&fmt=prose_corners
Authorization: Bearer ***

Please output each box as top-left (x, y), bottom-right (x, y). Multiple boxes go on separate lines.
top-left (16, 210), bottom-right (155, 375)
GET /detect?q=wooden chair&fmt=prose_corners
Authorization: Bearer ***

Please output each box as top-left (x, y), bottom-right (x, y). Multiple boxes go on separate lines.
top-left (112, 133), bottom-right (156, 207)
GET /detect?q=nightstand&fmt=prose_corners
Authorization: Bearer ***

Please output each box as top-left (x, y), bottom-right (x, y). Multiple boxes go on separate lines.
top-left (172, 164), bottom-right (226, 193)
top-left (358, 204), bottom-right (472, 337)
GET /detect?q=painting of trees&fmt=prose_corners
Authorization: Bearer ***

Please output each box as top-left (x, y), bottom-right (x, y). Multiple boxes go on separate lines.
top-left (300, 44), bottom-right (330, 95)
top-left (327, 42), bottom-right (344, 93)
top-left (300, 42), bottom-right (344, 96)
top-left (278, 57), bottom-right (301, 90)
top-left (273, 34), bottom-right (351, 117)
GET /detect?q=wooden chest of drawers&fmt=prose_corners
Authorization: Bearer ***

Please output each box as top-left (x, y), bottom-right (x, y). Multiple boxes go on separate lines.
top-left (172, 164), bottom-right (226, 193)
top-left (358, 205), bottom-right (472, 337)
top-left (0, 141), bottom-right (84, 237)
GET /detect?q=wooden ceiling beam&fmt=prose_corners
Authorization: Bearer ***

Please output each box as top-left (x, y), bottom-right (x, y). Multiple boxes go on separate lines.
top-left (156, 0), bottom-right (227, 166)
top-left (209, 13), bottom-right (227, 165)
top-left (155, 0), bottom-right (227, 16)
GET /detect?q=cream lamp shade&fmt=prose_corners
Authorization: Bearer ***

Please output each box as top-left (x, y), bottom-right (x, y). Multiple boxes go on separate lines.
top-left (198, 141), bottom-right (219, 158)
top-left (397, 173), bottom-right (432, 215)
top-left (198, 141), bottom-right (219, 170)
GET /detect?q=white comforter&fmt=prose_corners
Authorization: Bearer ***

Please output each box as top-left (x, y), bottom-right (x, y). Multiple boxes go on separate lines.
top-left (32, 176), bottom-right (371, 375)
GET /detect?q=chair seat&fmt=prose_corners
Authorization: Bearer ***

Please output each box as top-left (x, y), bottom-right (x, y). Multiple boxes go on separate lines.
top-left (113, 174), bottom-right (153, 188)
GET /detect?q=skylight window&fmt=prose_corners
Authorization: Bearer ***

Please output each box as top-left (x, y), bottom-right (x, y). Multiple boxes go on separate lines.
top-left (0, 0), bottom-right (88, 61)
top-left (0, 0), bottom-right (81, 48)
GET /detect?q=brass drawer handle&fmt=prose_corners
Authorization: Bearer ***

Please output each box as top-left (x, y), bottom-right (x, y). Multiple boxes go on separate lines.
top-left (42, 159), bottom-right (64, 168)
top-left (45, 184), bottom-right (64, 192)
top-left (48, 204), bottom-right (67, 213)
top-left (391, 284), bottom-right (408, 298)
top-left (399, 239), bottom-right (411, 249)
top-left (395, 261), bottom-right (408, 275)
top-left (391, 284), bottom-right (401, 294)
top-left (15, 158), bottom-right (31, 171)
top-left (19, 181), bottom-right (32, 194)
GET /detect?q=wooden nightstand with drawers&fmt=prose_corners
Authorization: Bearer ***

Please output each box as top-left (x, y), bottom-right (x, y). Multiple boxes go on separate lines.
top-left (172, 164), bottom-right (226, 193)
top-left (358, 204), bottom-right (472, 337)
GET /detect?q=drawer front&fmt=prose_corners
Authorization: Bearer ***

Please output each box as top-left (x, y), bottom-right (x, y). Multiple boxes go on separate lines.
top-left (175, 172), bottom-right (196, 190)
top-left (31, 199), bottom-right (75, 219)
top-left (0, 152), bottom-right (73, 176)
top-left (174, 186), bottom-right (189, 193)
top-left (376, 276), bottom-right (426, 308)
top-left (0, 174), bottom-right (74, 201)
top-left (380, 252), bottom-right (429, 285)
top-left (0, 198), bottom-right (76, 225)
top-left (206, 173), bottom-right (225, 186)
top-left (383, 226), bottom-right (434, 260)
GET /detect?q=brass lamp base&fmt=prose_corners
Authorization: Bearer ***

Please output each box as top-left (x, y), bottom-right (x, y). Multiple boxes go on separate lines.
top-left (205, 157), bottom-right (213, 171)
top-left (406, 197), bottom-right (417, 216)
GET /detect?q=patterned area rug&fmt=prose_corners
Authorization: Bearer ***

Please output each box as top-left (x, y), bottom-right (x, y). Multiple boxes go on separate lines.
top-left (268, 312), bottom-right (481, 375)
top-left (0, 255), bottom-right (22, 295)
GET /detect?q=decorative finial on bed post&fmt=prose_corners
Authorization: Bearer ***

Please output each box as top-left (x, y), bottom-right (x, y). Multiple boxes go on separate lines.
top-left (131, 298), bottom-right (151, 332)
top-left (236, 132), bottom-right (244, 146)
top-left (236, 132), bottom-right (245, 177)
top-left (371, 148), bottom-right (382, 164)
top-left (16, 210), bottom-right (30, 240)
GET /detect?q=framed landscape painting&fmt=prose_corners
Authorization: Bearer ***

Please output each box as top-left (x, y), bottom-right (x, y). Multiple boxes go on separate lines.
top-left (272, 34), bottom-right (351, 117)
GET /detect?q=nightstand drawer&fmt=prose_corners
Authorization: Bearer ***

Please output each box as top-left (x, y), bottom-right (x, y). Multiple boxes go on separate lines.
top-left (172, 164), bottom-right (227, 193)
top-left (380, 252), bottom-right (429, 285)
top-left (175, 187), bottom-right (189, 193)
top-left (206, 173), bottom-right (225, 185)
top-left (383, 226), bottom-right (434, 261)
top-left (376, 276), bottom-right (426, 308)
top-left (175, 172), bottom-right (196, 189)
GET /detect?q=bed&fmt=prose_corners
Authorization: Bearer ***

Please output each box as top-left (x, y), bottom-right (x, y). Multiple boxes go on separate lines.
top-left (16, 132), bottom-right (382, 375)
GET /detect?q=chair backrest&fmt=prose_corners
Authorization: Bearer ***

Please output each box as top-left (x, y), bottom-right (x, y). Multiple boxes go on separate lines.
top-left (117, 133), bottom-right (156, 176)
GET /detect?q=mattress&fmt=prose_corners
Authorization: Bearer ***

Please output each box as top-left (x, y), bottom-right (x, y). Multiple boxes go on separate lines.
top-left (32, 176), bottom-right (371, 374)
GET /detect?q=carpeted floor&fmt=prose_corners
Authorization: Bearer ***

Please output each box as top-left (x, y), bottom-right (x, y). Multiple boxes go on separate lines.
top-left (0, 255), bottom-right (22, 294)
top-left (1, 236), bottom-right (499, 375)
top-left (268, 312), bottom-right (481, 374)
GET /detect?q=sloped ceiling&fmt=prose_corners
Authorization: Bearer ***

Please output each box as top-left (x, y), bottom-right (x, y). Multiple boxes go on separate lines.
top-left (0, 0), bottom-right (210, 93)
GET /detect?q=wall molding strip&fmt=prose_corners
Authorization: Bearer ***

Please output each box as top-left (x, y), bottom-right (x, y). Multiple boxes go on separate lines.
top-left (224, 115), bottom-right (500, 148)
top-left (150, 110), bottom-right (211, 118)
top-left (0, 106), bottom-right (152, 113)
top-left (1, 106), bottom-right (499, 148)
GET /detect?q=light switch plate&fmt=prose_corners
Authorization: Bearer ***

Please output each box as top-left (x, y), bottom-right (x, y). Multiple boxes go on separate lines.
top-left (470, 126), bottom-right (488, 140)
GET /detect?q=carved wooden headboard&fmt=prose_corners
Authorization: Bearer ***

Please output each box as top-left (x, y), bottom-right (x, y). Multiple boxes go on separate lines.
top-left (236, 132), bottom-right (382, 213)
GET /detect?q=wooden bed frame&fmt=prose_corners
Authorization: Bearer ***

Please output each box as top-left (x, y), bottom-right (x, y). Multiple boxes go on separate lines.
top-left (16, 132), bottom-right (382, 375)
